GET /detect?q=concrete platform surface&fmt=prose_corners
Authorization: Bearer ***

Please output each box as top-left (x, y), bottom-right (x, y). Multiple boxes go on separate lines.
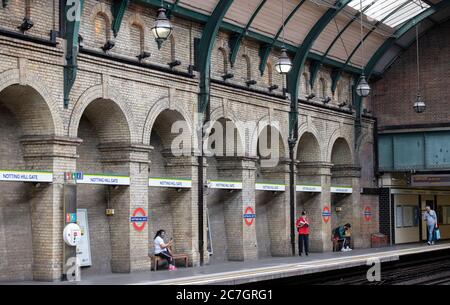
top-left (3, 241), bottom-right (450, 285)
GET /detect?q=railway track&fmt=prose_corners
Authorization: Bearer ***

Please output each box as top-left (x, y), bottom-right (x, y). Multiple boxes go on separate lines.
top-left (262, 248), bottom-right (450, 285)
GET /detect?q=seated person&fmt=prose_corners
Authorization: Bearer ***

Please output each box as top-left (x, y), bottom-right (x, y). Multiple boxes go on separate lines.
top-left (153, 229), bottom-right (177, 271)
top-left (333, 223), bottom-right (352, 252)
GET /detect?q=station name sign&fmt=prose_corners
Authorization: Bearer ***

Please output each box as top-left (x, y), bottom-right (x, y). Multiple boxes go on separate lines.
top-left (208, 180), bottom-right (243, 190)
top-left (411, 174), bottom-right (450, 187)
top-left (0, 170), bottom-right (53, 183)
top-left (149, 178), bottom-right (192, 188)
top-left (76, 174), bottom-right (130, 186)
top-left (331, 186), bottom-right (353, 194)
top-left (255, 183), bottom-right (285, 192)
top-left (296, 185), bottom-right (322, 193)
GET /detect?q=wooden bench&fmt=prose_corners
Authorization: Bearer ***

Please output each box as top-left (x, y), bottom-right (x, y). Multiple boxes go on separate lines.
top-left (149, 253), bottom-right (189, 271)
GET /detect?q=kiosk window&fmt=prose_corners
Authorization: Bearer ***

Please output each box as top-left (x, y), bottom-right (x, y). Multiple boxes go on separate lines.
top-left (396, 205), bottom-right (419, 228)
top-left (438, 206), bottom-right (450, 225)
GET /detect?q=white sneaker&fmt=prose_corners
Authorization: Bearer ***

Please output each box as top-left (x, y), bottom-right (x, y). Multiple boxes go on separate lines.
top-left (346, 247), bottom-right (352, 251)
top-left (341, 247), bottom-right (347, 252)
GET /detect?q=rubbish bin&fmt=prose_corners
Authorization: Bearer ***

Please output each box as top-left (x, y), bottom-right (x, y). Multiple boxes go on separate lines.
top-left (371, 233), bottom-right (388, 248)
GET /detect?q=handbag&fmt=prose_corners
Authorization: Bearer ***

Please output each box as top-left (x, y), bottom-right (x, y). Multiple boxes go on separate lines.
top-left (434, 228), bottom-right (441, 241)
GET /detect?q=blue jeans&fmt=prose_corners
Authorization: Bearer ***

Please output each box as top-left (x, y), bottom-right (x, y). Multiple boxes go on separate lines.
top-left (427, 225), bottom-right (435, 243)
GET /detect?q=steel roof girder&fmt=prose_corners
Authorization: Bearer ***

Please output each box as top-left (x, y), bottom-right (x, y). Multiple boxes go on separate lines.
top-left (287, 0), bottom-right (352, 140)
top-left (64, 0), bottom-right (85, 108)
top-left (111, 0), bottom-right (130, 37)
top-left (197, 0), bottom-right (234, 115)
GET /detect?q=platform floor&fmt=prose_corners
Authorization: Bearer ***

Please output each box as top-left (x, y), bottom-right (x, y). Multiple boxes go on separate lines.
top-left (4, 241), bottom-right (450, 285)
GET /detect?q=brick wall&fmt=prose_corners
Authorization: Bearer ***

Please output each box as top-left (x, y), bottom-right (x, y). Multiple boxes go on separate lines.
top-left (371, 19), bottom-right (450, 128)
top-left (0, 0), bottom-right (379, 281)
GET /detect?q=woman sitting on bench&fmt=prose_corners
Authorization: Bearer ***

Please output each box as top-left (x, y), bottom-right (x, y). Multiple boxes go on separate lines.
top-left (154, 229), bottom-right (177, 271)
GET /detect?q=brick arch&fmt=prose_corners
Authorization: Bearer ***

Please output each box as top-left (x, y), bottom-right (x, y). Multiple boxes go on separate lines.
top-left (295, 122), bottom-right (324, 162)
top-left (327, 128), bottom-right (354, 165)
top-left (142, 96), bottom-right (193, 146)
top-left (68, 84), bottom-right (137, 142)
top-left (249, 116), bottom-right (289, 159)
top-left (0, 68), bottom-right (63, 135)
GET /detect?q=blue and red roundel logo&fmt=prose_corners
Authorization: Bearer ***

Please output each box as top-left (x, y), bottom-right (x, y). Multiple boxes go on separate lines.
top-left (322, 206), bottom-right (331, 223)
top-left (243, 207), bottom-right (256, 226)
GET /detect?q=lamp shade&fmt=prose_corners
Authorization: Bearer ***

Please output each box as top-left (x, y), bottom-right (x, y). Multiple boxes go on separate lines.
top-left (356, 75), bottom-right (370, 97)
top-left (413, 93), bottom-right (426, 113)
top-left (275, 49), bottom-right (292, 74)
top-left (151, 8), bottom-right (173, 47)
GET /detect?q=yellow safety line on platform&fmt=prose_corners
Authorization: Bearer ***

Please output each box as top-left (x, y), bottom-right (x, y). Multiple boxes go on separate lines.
top-left (131, 243), bottom-right (450, 285)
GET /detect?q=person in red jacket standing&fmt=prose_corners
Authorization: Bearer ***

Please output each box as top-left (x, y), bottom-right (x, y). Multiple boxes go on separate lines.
top-left (296, 211), bottom-right (310, 256)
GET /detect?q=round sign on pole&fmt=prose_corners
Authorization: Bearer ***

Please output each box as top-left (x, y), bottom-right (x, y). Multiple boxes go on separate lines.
top-left (243, 206), bottom-right (256, 226)
top-left (322, 206), bottom-right (331, 223)
top-left (63, 223), bottom-right (82, 246)
top-left (131, 208), bottom-right (148, 231)
top-left (364, 206), bottom-right (372, 222)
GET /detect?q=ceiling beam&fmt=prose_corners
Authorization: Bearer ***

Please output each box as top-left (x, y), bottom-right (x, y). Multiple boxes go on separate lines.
top-left (111, 0), bottom-right (130, 37)
top-left (353, 0), bottom-right (450, 120)
top-left (64, 0), bottom-right (85, 108)
top-left (229, 0), bottom-right (267, 67)
top-left (134, 0), bottom-right (362, 74)
top-left (287, 0), bottom-right (352, 142)
top-left (309, 0), bottom-right (379, 92)
top-left (331, 0), bottom-right (411, 95)
top-left (258, 0), bottom-right (307, 75)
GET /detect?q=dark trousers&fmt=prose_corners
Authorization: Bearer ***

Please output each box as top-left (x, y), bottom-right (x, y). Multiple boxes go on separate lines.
top-left (298, 234), bottom-right (309, 254)
top-left (156, 249), bottom-right (173, 265)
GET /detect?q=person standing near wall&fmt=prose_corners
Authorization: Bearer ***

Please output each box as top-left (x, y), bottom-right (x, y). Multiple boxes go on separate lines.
top-left (296, 211), bottom-right (310, 256)
top-left (423, 206), bottom-right (438, 245)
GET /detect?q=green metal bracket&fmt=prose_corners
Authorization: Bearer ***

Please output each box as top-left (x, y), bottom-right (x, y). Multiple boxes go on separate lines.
top-left (64, 0), bottom-right (85, 109)
top-left (197, 0), bottom-right (234, 115)
top-left (258, 0), bottom-right (307, 76)
top-left (287, 0), bottom-right (352, 141)
top-left (309, 60), bottom-right (321, 90)
top-left (166, 0), bottom-right (180, 19)
top-left (2, 0), bottom-right (8, 8)
top-left (134, 0), bottom-right (362, 74)
top-left (111, 0), bottom-right (130, 37)
top-left (330, 68), bottom-right (342, 95)
top-left (228, 0), bottom-right (267, 67)
top-left (258, 43), bottom-right (272, 75)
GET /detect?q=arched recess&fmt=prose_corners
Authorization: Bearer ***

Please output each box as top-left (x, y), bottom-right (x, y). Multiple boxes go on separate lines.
top-left (254, 122), bottom-right (290, 258)
top-left (91, 2), bottom-right (113, 46)
top-left (249, 119), bottom-right (289, 160)
top-left (205, 116), bottom-right (247, 263)
top-left (295, 132), bottom-right (323, 238)
top-left (217, 47), bottom-right (228, 76)
top-left (69, 84), bottom-right (137, 142)
top-left (142, 96), bottom-right (193, 148)
top-left (75, 97), bottom-right (131, 276)
top-left (0, 81), bottom-right (56, 281)
top-left (147, 107), bottom-right (194, 263)
top-left (329, 136), bottom-right (355, 233)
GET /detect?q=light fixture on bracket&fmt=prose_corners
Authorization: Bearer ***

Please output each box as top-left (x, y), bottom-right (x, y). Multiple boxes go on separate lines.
top-left (355, 0), bottom-right (371, 97)
top-left (222, 73), bottom-right (234, 81)
top-left (246, 80), bottom-right (257, 86)
top-left (306, 93), bottom-right (315, 100)
top-left (275, 0), bottom-right (292, 75)
top-left (168, 60), bottom-right (181, 69)
top-left (18, 16), bottom-right (34, 32)
top-left (413, 23), bottom-right (426, 113)
top-left (151, 0), bottom-right (173, 49)
top-left (102, 39), bottom-right (115, 52)
top-left (268, 85), bottom-right (279, 92)
top-left (137, 51), bottom-right (151, 61)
